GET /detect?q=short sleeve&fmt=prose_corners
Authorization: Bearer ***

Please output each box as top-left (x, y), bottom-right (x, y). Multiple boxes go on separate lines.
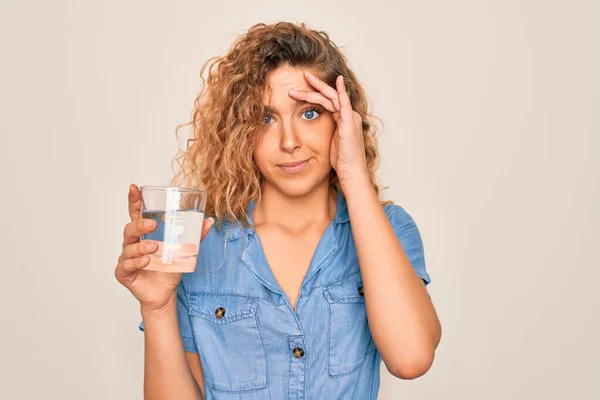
top-left (384, 204), bottom-right (432, 286)
top-left (137, 280), bottom-right (199, 353)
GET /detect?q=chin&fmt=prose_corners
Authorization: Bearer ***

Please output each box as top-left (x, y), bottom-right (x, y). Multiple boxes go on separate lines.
top-left (267, 171), bottom-right (330, 198)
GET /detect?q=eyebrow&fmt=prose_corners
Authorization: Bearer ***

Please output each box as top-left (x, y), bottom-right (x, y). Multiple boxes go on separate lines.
top-left (263, 100), bottom-right (310, 114)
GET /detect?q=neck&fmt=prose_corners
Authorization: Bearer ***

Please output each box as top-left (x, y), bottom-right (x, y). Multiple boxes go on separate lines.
top-left (253, 181), bottom-right (337, 231)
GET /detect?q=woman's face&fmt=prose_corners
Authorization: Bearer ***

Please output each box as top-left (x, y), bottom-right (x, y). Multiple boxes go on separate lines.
top-left (254, 65), bottom-right (336, 197)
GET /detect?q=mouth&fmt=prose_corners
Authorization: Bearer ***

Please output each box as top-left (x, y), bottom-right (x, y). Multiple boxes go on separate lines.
top-left (277, 158), bottom-right (311, 173)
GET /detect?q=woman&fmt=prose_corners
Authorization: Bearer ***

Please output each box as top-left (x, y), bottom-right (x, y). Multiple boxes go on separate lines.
top-left (115, 21), bottom-right (441, 400)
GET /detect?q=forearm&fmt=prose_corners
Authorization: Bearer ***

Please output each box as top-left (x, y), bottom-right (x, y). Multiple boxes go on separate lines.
top-left (342, 177), bottom-right (441, 377)
top-left (142, 303), bottom-right (201, 400)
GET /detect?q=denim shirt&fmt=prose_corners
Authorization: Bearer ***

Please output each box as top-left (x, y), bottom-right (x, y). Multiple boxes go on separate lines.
top-left (139, 190), bottom-right (431, 399)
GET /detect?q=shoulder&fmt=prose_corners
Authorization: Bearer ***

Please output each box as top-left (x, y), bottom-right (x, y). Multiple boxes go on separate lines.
top-left (205, 218), bottom-right (248, 242)
top-left (382, 202), bottom-right (426, 254)
top-left (383, 202), bottom-right (431, 284)
top-left (383, 202), bottom-right (417, 231)
top-left (194, 218), bottom-right (247, 266)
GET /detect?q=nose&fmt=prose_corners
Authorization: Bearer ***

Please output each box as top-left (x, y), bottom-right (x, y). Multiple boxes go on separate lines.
top-left (280, 121), bottom-right (301, 154)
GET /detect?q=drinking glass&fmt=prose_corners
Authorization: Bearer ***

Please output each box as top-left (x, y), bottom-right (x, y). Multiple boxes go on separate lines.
top-left (139, 186), bottom-right (206, 273)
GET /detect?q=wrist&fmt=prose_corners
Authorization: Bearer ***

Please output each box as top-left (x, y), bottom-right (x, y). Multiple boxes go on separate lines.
top-left (338, 171), bottom-right (371, 192)
top-left (140, 294), bottom-right (178, 320)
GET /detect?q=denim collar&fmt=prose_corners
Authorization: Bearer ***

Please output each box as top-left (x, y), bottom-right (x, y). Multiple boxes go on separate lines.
top-left (222, 189), bottom-right (349, 241)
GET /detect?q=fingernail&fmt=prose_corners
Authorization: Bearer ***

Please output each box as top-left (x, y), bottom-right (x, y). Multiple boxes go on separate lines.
top-left (145, 220), bottom-right (156, 229)
top-left (145, 242), bottom-right (157, 251)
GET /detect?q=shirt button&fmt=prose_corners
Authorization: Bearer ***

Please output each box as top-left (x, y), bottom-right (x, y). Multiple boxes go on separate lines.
top-left (358, 285), bottom-right (364, 296)
top-left (215, 307), bottom-right (226, 319)
top-left (292, 347), bottom-right (304, 358)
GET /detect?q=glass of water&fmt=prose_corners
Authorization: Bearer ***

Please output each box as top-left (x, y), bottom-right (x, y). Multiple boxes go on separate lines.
top-left (139, 186), bottom-right (206, 273)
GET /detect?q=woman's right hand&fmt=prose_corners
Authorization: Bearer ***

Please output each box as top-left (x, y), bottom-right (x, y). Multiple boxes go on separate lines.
top-left (115, 184), bottom-right (214, 314)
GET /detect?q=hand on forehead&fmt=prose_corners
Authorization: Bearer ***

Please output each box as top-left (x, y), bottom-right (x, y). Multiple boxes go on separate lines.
top-left (263, 66), bottom-right (322, 110)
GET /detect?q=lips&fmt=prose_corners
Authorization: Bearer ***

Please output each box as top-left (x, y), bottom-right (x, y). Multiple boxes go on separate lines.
top-left (278, 159), bottom-right (310, 168)
top-left (277, 158), bottom-right (311, 173)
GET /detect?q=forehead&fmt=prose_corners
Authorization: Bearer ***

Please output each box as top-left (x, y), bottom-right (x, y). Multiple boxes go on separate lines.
top-left (262, 65), bottom-right (322, 104)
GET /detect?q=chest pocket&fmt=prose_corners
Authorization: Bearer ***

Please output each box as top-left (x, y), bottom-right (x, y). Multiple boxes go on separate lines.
top-left (323, 270), bottom-right (376, 377)
top-left (186, 291), bottom-right (268, 392)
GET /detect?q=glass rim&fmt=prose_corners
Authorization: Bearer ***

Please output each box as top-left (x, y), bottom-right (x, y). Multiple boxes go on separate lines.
top-left (139, 185), bottom-right (205, 194)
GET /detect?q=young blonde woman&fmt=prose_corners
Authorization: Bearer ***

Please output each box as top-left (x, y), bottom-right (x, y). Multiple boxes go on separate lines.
top-left (115, 21), bottom-right (441, 400)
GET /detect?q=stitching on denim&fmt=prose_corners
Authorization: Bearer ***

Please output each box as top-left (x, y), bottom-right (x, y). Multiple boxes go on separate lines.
top-left (255, 308), bottom-right (269, 390)
top-left (326, 267), bottom-right (361, 287)
top-left (188, 288), bottom-right (259, 296)
top-left (189, 287), bottom-right (285, 307)
top-left (327, 290), bottom-right (333, 377)
top-left (287, 336), bottom-right (293, 400)
top-left (187, 295), bottom-right (258, 323)
top-left (301, 263), bottom-right (362, 300)
top-left (322, 268), bottom-right (365, 304)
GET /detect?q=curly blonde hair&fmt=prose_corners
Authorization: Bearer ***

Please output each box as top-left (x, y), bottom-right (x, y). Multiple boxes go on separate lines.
top-left (171, 21), bottom-right (388, 227)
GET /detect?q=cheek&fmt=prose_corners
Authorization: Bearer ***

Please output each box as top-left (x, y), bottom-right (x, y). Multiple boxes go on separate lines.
top-left (252, 139), bottom-right (274, 174)
top-left (253, 149), bottom-right (267, 172)
top-left (315, 120), bottom-right (335, 151)
top-left (252, 134), bottom-right (266, 162)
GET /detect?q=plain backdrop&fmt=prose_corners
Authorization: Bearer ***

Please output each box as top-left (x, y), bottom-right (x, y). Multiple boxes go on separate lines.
top-left (1, 0), bottom-right (598, 399)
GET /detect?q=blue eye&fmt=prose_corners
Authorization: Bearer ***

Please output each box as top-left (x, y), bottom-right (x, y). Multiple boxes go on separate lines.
top-left (264, 114), bottom-right (273, 124)
top-left (302, 108), bottom-right (320, 120)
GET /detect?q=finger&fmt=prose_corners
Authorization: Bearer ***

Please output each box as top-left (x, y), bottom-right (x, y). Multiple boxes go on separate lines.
top-left (116, 255), bottom-right (151, 278)
top-left (303, 72), bottom-right (340, 111)
top-left (120, 240), bottom-right (159, 261)
top-left (287, 90), bottom-right (336, 113)
top-left (201, 217), bottom-right (215, 241)
top-left (122, 218), bottom-right (157, 248)
top-left (336, 76), bottom-right (353, 120)
top-left (128, 184), bottom-right (142, 222)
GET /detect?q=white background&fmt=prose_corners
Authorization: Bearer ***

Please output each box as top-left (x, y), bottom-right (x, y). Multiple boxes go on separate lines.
top-left (1, 0), bottom-right (598, 398)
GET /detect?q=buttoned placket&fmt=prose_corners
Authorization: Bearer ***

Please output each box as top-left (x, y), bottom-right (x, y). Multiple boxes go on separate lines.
top-left (287, 335), bottom-right (307, 399)
top-left (235, 191), bottom-right (348, 398)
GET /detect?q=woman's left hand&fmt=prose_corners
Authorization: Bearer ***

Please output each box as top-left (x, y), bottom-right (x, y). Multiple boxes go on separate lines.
top-left (288, 72), bottom-right (368, 186)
